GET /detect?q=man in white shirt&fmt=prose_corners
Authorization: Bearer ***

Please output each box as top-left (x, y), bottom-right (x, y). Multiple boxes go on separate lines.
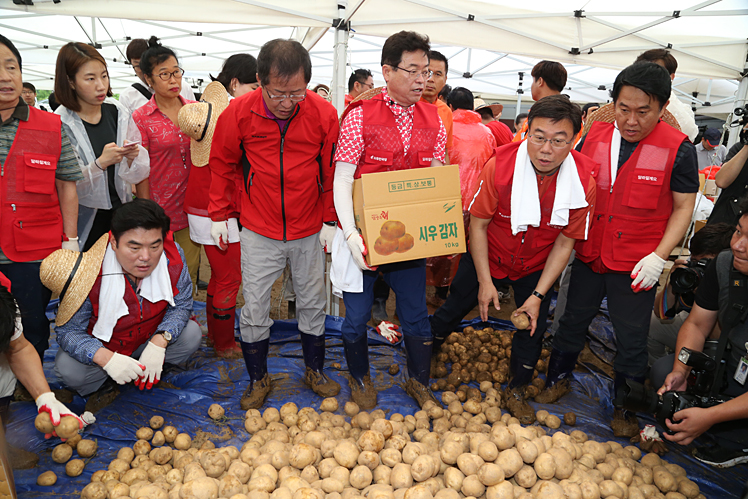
top-left (119, 38), bottom-right (195, 115)
top-left (695, 128), bottom-right (728, 170)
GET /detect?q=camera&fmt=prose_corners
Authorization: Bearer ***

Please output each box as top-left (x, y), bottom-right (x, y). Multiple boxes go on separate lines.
top-left (735, 105), bottom-right (748, 126)
top-left (614, 347), bottom-right (729, 433)
top-left (670, 258), bottom-right (711, 295)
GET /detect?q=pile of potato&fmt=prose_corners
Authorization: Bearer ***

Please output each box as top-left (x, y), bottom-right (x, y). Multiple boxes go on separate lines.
top-left (71, 382), bottom-right (704, 499)
top-left (431, 328), bottom-right (549, 397)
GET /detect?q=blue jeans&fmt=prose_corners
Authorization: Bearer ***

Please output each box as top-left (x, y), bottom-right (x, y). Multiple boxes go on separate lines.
top-left (342, 259), bottom-right (430, 343)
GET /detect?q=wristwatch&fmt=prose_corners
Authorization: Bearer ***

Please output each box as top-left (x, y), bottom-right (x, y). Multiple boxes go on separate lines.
top-left (532, 290), bottom-right (546, 301)
top-left (160, 331), bottom-right (173, 343)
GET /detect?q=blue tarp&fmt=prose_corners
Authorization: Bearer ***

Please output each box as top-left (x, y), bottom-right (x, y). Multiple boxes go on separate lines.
top-left (7, 302), bottom-right (746, 498)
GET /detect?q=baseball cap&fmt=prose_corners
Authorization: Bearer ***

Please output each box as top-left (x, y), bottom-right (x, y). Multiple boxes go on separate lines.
top-left (703, 128), bottom-right (721, 147)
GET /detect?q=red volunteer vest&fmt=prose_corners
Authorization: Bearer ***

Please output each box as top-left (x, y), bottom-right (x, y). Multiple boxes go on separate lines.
top-left (86, 233), bottom-right (182, 356)
top-left (347, 94), bottom-right (441, 177)
top-left (0, 107), bottom-right (63, 262)
top-left (576, 121), bottom-right (685, 272)
top-left (486, 142), bottom-right (595, 280)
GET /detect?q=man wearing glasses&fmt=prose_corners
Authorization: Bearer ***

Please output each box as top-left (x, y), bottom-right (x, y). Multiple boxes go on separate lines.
top-left (333, 31), bottom-right (448, 409)
top-left (208, 39), bottom-right (341, 410)
top-left (346, 69), bottom-right (374, 107)
top-left (538, 63), bottom-right (698, 438)
top-left (430, 95), bottom-right (596, 423)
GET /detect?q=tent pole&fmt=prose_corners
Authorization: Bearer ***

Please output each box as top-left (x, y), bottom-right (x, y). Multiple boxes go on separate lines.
top-left (727, 71), bottom-right (748, 149)
top-left (331, 1), bottom-right (349, 115)
top-left (515, 71), bottom-right (524, 119)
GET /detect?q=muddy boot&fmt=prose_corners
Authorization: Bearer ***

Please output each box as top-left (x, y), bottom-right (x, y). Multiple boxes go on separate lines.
top-left (504, 385), bottom-right (535, 425)
top-left (371, 298), bottom-right (388, 324)
top-left (240, 339), bottom-right (272, 410)
top-left (404, 336), bottom-right (440, 408)
top-left (209, 300), bottom-right (241, 359)
top-left (205, 294), bottom-right (215, 348)
top-left (301, 333), bottom-right (340, 397)
top-left (287, 301), bottom-right (296, 320)
top-left (343, 336), bottom-right (377, 410)
top-left (610, 373), bottom-right (644, 438)
top-left (84, 379), bottom-right (120, 414)
top-left (0, 396), bottom-right (38, 469)
top-left (534, 348), bottom-right (579, 403)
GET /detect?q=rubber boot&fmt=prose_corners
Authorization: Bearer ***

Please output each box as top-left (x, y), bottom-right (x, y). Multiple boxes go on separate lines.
top-left (0, 396), bottom-right (38, 469)
top-left (343, 336), bottom-right (377, 410)
top-left (505, 355), bottom-right (536, 424)
top-left (240, 339), bottom-right (271, 410)
top-left (371, 298), bottom-right (389, 324)
top-left (204, 294), bottom-right (215, 348)
top-left (301, 333), bottom-right (340, 398)
top-left (534, 348), bottom-right (579, 404)
top-left (208, 302), bottom-right (241, 359)
top-left (611, 373), bottom-right (645, 438)
top-left (403, 336), bottom-right (440, 408)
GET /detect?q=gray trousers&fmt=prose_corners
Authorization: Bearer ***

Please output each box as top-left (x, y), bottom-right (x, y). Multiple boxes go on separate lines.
top-left (239, 229), bottom-right (325, 342)
top-left (54, 320), bottom-right (202, 396)
top-left (647, 310), bottom-right (688, 367)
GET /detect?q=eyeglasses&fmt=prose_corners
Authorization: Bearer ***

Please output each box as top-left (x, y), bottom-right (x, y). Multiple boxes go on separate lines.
top-left (527, 134), bottom-right (573, 149)
top-left (392, 66), bottom-right (432, 81)
top-left (21, 90), bottom-right (35, 95)
top-left (359, 81), bottom-right (374, 90)
top-left (265, 89), bottom-right (306, 102)
top-left (153, 68), bottom-right (184, 81)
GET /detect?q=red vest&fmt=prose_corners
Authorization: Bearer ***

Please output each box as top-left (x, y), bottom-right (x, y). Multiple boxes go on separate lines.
top-left (86, 233), bottom-right (182, 356)
top-left (0, 107), bottom-right (63, 262)
top-left (486, 142), bottom-right (596, 280)
top-left (576, 121), bottom-right (685, 272)
top-left (347, 94), bottom-right (441, 177)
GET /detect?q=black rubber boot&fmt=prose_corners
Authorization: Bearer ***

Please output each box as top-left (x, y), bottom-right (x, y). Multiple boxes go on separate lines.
top-left (300, 333), bottom-right (340, 397)
top-left (403, 336), bottom-right (440, 408)
top-left (534, 348), bottom-right (579, 403)
top-left (611, 372), bottom-right (646, 438)
top-left (508, 353), bottom-right (535, 389)
top-left (240, 339), bottom-right (271, 410)
top-left (505, 355), bottom-right (536, 424)
top-left (343, 336), bottom-right (377, 409)
top-left (371, 298), bottom-right (389, 324)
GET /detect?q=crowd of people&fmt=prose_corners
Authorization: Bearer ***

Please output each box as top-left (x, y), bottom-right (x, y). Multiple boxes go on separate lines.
top-left (0, 26), bottom-right (747, 472)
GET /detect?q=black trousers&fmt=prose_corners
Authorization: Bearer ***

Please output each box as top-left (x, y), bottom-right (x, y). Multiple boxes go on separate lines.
top-left (430, 252), bottom-right (551, 368)
top-left (554, 258), bottom-right (657, 378)
top-left (0, 262), bottom-right (52, 361)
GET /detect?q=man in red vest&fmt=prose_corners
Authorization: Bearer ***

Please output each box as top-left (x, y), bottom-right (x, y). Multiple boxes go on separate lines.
top-left (46, 200), bottom-right (201, 411)
top-left (537, 63), bottom-right (699, 437)
top-left (431, 95), bottom-right (596, 422)
top-left (0, 35), bottom-right (82, 365)
top-left (334, 31), bottom-right (448, 409)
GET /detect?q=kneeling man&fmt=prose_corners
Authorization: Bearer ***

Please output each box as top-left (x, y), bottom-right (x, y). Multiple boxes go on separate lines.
top-left (43, 199), bottom-right (201, 408)
top-left (431, 95), bottom-right (596, 423)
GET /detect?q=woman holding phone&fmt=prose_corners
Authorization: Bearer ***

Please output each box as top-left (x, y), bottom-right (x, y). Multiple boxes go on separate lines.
top-left (54, 42), bottom-right (149, 250)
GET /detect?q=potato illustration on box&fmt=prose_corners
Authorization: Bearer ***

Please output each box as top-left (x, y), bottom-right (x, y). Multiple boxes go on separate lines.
top-left (374, 221), bottom-right (414, 256)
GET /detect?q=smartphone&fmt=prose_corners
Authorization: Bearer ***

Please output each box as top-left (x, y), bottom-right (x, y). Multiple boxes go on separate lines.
top-left (124, 140), bottom-right (141, 147)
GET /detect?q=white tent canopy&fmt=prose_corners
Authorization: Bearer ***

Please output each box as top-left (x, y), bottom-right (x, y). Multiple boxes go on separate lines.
top-left (2, 0), bottom-right (746, 124)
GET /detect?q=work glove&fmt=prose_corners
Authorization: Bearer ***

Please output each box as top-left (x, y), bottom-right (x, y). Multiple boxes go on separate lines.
top-left (103, 352), bottom-right (145, 385)
top-left (319, 224), bottom-right (337, 253)
top-left (346, 233), bottom-right (375, 271)
top-left (631, 252), bottom-right (666, 292)
top-left (376, 321), bottom-right (402, 345)
top-left (135, 341), bottom-right (166, 390)
top-left (61, 237), bottom-right (79, 252)
top-left (35, 392), bottom-right (84, 439)
top-left (211, 221), bottom-right (229, 250)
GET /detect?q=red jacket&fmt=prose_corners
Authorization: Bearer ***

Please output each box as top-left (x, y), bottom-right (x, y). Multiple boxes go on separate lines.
top-left (486, 142), bottom-right (596, 280)
top-left (486, 121), bottom-right (514, 147)
top-left (0, 107), bottom-right (63, 262)
top-left (87, 233), bottom-right (181, 356)
top-left (343, 94), bottom-right (441, 177)
top-left (208, 90), bottom-right (339, 241)
top-left (576, 121), bottom-right (685, 272)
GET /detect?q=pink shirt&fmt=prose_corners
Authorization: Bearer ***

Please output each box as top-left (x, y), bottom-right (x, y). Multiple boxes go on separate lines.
top-left (133, 95), bottom-right (195, 231)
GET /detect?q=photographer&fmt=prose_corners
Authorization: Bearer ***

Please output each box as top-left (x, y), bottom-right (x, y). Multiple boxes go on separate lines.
top-left (654, 198), bottom-right (748, 467)
top-left (648, 223), bottom-right (735, 366)
top-left (709, 123), bottom-right (748, 226)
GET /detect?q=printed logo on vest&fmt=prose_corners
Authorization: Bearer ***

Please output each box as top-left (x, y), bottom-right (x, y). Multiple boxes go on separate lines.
top-left (637, 174), bottom-right (660, 183)
top-left (29, 158), bottom-right (52, 166)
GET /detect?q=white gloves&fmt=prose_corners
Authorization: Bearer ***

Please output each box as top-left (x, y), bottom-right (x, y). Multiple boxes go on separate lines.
top-left (136, 341), bottom-right (166, 390)
top-left (103, 352), bottom-right (145, 385)
top-left (319, 224), bottom-right (337, 253)
top-left (376, 321), bottom-right (402, 344)
top-left (631, 252), bottom-right (666, 292)
top-left (61, 237), bottom-right (79, 252)
top-left (35, 392), bottom-right (83, 431)
top-left (211, 221), bottom-right (229, 250)
top-left (347, 233), bottom-right (374, 271)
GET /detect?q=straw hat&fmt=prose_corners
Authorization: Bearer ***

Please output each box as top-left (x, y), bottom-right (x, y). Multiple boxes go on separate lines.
top-left (40, 234), bottom-right (108, 326)
top-left (178, 81), bottom-right (229, 167)
top-left (474, 98), bottom-right (503, 118)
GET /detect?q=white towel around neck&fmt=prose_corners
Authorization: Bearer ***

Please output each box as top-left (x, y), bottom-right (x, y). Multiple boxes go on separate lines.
top-left (330, 227), bottom-right (363, 298)
top-left (92, 243), bottom-right (175, 343)
top-left (609, 125), bottom-right (622, 187)
top-left (509, 140), bottom-right (589, 235)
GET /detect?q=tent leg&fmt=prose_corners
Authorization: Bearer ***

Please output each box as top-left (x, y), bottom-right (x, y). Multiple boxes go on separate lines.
top-left (515, 71), bottom-right (525, 120)
top-left (331, 1), bottom-right (349, 114)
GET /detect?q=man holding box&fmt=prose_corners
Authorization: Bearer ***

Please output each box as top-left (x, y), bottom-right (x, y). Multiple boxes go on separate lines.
top-left (333, 30), bottom-right (447, 409)
top-left (430, 95), bottom-right (597, 423)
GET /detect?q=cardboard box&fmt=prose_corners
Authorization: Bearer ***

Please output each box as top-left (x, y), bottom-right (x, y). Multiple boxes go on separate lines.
top-left (704, 179), bottom-right (718, 196)
top-left (353, 165), bottom-right (466, 266)
top-left (694, 220), bottom-right (707, 234)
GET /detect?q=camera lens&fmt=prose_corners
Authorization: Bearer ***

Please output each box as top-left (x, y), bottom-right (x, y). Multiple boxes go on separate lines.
top-left (671, 267), bottom-right (700, 295)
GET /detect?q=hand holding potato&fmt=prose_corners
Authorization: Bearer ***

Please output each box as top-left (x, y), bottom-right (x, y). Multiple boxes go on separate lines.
top-left (513, 293), bottom-right (542, 335)
top-left (34, 392), bottom-right (84, 440)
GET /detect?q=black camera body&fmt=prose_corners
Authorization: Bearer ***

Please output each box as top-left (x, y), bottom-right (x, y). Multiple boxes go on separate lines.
top-left (614, 347), bottom-right (729, 433)
top-left (735, 105), bottom-right (748, 144)
top-left (670, 258), bottom-right (711, 295)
